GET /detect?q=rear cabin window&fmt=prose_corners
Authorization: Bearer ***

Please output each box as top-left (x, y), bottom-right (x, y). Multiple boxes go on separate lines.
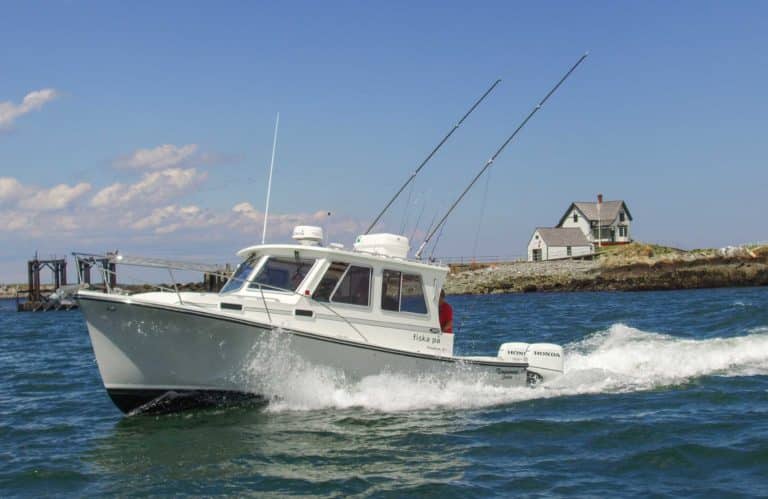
top-left (401, 273), bottom-right (427, 314)
top-left (249, 257), bottom-right (315, 292)
top-left (381, 270), bottom-right (427, 314)
top-left (313, 262), bottom-right (371, 306)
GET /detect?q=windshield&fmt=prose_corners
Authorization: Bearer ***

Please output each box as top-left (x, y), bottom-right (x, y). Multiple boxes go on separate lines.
top-left (219, 256), bottom-right (257, 294)
top-left (249, 257), bottom-right (316, 292)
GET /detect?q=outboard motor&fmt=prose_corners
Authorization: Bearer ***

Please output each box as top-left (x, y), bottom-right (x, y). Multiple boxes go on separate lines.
top-left (498, 342), bottom-right (564, 384)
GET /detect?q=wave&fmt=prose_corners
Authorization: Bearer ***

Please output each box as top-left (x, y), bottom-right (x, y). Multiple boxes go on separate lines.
top-left (244, 324), bottom-right (768, 413)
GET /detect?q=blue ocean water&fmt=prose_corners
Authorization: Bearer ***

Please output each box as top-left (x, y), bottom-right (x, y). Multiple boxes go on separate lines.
top-left (1, 288), bottom-right (767, 497)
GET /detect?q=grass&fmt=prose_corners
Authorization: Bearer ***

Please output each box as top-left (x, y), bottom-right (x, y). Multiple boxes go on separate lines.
top-left (597, 241), bottom-right (768, 267)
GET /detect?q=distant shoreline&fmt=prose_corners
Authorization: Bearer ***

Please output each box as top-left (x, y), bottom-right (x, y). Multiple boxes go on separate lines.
top-left (445, 243), bottom-right (768, 295)
top-left (4, 244), bottom-right (767, 299)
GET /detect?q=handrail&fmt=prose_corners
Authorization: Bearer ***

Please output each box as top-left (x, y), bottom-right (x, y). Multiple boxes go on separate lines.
top-left (168, 268), bottom-right (183, 305)
top-left (72, 252), bottom-right (369, 343)
top-left (248, 280), bottom-right (370, 344)
top-left (258, 284), bottom-right (272, 324)
top-left (72, 253), bottom-right (211, 297)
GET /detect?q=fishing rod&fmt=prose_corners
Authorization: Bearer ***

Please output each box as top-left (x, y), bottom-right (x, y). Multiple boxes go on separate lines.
top-left (415, 53), bottom-right (589, 259)
top-left (364, 78), bottom-right (502, 235)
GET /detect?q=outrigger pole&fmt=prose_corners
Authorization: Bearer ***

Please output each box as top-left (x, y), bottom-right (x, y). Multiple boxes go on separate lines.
top-left (415, 53), bottom-right (589, 259)
top-left (364, 79), bottom-right (502, 235)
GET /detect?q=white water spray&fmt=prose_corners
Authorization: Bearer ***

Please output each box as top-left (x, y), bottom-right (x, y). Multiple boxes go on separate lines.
top-left (243, 324), bottom-right (768, 413)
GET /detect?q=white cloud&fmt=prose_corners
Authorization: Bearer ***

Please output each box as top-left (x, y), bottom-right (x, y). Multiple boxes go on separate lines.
top-left (229, 202), bottom-right (358, 239)
top-left (115, 144), bottom-right (199, 169)
top-left (90, 168), bottom-right (207, 208)
top-left (0, 210), bottom-right (34, 231)
top-left (0, 177), bottom-right (25, 205)
top-left (0, 176), bottom-right (90, 212)
top-left (0, 88), bottom-right (59, 129)
top-left (18, 182), bottom-right (91, 212)
top-left (131, 204), bottom-right (221, 234)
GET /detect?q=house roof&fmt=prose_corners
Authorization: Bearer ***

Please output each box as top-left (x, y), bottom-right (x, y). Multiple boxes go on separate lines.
top-left (533, 227), bottom-right (591, 247)
top-left (557, 200), bottom-right (632, 227)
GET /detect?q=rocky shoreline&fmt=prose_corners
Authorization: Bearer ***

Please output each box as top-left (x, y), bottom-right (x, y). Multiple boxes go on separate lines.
top-left (4, 244), bottom-right (767, 299)
top-left (445, 244), bottom-right (768, 295)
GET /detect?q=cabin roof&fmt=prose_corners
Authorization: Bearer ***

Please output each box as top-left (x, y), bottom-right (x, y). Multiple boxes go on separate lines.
top-left (236, 243), bottom-right (450, 275)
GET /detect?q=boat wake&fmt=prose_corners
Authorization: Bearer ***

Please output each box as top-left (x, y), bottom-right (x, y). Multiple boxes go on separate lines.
top-left (244, 324), bottom-right (768, 413)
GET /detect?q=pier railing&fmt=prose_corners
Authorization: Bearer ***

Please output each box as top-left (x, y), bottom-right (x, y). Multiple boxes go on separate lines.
top-left (434, 255), bottom-right (526, 265)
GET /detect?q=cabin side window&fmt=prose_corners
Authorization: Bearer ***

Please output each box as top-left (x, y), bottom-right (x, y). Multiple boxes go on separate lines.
top-left (381, 270), bottom-right (427, 314)
top-left (249, 257), bottom-right (316, 292)
top-left (313, 262), bottom-right (348, 302)
top-left (332, 266), bottom-right (371, 306)
top-left (313, 262), bottom-right (371, 306)
top-left (381, 270), bottom-right (401, 311)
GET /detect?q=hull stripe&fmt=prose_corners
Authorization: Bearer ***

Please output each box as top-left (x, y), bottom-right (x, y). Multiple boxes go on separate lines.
top-left (77, 294), bottom-right (527, 369)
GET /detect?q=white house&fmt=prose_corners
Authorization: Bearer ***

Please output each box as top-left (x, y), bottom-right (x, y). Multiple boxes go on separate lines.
top-left (557, 195), bottom-right (633, 245)
top-left (528, 227), bottom-right (592, 262)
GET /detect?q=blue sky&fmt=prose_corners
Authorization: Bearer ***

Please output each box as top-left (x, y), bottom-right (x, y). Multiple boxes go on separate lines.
top-left (1, 1), bottom-right (767, 281)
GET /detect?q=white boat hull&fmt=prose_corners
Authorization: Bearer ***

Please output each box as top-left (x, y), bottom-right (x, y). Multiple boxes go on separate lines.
top-left (78, 293), bottom-right (528, 413)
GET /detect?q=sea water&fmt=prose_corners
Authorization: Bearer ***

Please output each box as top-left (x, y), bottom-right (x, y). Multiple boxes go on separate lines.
top-left (1, 288), bottom-right (767, 497)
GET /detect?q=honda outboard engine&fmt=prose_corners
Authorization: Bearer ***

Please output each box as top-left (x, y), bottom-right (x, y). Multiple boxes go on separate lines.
top-left (498, 342), bottom-right (564, 384)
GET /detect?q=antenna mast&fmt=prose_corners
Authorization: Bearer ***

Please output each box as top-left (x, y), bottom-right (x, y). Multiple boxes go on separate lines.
top-left (262, 112), bottom-right (280, 245)
top-left (364, 79), bottom-right (502, 235)
top-left (415, 53), bottom-right (589, 258)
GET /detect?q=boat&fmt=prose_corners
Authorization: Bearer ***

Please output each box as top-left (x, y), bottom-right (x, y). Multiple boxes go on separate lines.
top-left (76, 54), bottom-right (587, 414)
top-left (75, 227), bottom-right (564, 413)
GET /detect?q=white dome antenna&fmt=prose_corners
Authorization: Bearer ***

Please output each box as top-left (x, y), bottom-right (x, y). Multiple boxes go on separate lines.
top-left (292, 226), bottom-right (324, 246)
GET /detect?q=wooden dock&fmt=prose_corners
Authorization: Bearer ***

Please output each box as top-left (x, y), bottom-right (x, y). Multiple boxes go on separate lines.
top-left (17, 256), bottom-right (77, 313)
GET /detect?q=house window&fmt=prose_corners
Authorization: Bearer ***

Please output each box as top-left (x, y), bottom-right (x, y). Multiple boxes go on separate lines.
top-left (573, 212), bottom-right (578, 223)
top-left (532, 249), bottom-right (542, 262)
top-left (567, 246), bottom-right (572, 256)
top-left (620, 211), bottom-right (626, 222)
top-left (381, 270), bottom-right (427, 314)
top-left (619, 226), bottom-right (627, 237)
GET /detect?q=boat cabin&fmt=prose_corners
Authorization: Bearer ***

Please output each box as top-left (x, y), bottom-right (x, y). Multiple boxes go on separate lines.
top-left (216, 226), bottom-right (452, 356)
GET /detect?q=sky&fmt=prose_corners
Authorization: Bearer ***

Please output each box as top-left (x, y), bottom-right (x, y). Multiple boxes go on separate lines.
top-left (1, 1), bottom-right (767, 282)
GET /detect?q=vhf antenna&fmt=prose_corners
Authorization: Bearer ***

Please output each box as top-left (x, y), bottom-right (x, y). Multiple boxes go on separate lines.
top-left (364, 79), bottom-right (502, 235)
top-left (415, 53), bottom-right (589, 259)
top-left (262, 112), bottom-right (280, 245)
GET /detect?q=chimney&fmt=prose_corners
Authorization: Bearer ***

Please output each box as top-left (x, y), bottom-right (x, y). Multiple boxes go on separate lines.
top-left (597, 193), bottom-right (603, 204)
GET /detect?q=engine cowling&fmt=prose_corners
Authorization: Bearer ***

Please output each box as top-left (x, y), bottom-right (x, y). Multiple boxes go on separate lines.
top-left (497, 342), bottom-right (564, 382)
top-left (497, 342), bottom-right (529, 363)
top-left (526, 343), bottom-right (564, 381)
